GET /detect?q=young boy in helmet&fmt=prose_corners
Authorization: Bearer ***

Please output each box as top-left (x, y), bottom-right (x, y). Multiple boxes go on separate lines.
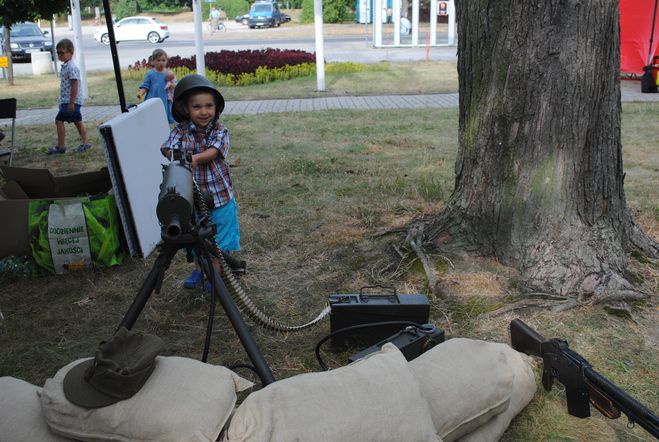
top-left (161, 74), bottom-right (245, 289)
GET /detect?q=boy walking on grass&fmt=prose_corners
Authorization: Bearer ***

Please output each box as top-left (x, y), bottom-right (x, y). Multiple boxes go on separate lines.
top-left (47, 39), bottom-right (91, 155)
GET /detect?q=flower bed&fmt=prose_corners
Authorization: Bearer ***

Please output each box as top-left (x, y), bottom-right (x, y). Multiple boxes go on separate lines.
top-left (126, 49), bottom-right (380, 86)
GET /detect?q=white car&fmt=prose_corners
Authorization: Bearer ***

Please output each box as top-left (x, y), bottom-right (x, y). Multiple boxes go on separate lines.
top-left (94, 17), bottom-right (170, 45)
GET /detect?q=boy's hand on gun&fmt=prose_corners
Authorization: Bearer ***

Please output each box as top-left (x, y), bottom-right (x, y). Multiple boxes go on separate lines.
top-left (137, 88), bottom-right (146, 102)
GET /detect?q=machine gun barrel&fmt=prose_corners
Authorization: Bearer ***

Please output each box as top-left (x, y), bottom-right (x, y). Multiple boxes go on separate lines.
top-left (156, 160), bottom-right (195, 237)
top-left (510, 319), bottom-right (659, 438)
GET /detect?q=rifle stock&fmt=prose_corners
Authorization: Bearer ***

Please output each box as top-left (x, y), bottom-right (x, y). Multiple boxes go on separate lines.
top-left (510, 318), bottom-right (544, 356)
top-left (509, 319), bottom-right (659, 438)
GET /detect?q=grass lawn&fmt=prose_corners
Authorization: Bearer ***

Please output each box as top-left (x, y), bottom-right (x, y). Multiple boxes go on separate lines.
top-left (0, 95), bottom-right (657, 441)
top-left (0, 61), bottom-right (458, 109)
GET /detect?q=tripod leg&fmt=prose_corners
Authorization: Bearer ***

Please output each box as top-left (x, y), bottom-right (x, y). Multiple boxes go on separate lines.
top-left (117, 246), bottom-right (174, 331)
top-left (198, 244), bottom-right (275, 386)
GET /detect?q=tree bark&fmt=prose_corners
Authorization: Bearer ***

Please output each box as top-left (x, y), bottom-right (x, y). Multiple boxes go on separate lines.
top-left (3, 26), bottom-right (14, 86)
top-left (423, 0), bottom-right (657, 300)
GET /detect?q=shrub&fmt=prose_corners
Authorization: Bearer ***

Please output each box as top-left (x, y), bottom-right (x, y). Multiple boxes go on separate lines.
top-left (219, 0), bottom-right (250, 20)
top-left (301, 0), bottom-right (351, 23)
top-left (199, 0), bottom-right (249, 22)
top-left (114, 0), bottom-right (138, 19)
top-left (126, 50), bottom-right (387, 86)
top-left (129, 48), bottom-right (316, 79)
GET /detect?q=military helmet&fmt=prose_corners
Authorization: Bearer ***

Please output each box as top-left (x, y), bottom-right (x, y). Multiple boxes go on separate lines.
top-left (171, 74), bottom-right (225, 123)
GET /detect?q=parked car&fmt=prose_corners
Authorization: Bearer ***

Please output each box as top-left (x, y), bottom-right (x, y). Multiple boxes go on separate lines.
top-left (0, 22), bottom-right (53, 60)
top-left (248, 2), bottom-right (283, 28)
top-left (93, 16), bottom-right (169, 45)
top-left (281, 13), bottom-right (291, 23)
top-left (235, 13), bottom-right (250, 25)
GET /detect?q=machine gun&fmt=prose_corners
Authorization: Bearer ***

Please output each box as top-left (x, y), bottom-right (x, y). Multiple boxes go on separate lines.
top-left (510, 319), bottom-right (658, 438)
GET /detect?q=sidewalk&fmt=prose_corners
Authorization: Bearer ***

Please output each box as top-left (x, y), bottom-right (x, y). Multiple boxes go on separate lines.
top-left (13, 80), bottom-right (657, 126)
top-left (14, 93), bottom-right (460, 126)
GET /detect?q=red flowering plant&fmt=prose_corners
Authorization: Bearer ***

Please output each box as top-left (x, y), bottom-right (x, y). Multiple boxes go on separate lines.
top-left (127, 49), bottom-right (318, 85)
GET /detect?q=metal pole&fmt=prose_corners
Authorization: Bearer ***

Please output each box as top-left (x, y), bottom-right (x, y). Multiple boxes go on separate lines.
top-left (447, 0), bottom-right (455, 45)
top-left (393, 0), bottom-right (401, 45)
top-left (647, 0), bottom-right (658, 65)
top-left (429, 0), bottom-right (437, 45)
top-left (193, 0), bottom-right (206, 76)
top-left (412, 0), bottom-right (419, 46)
top-left (101, 0), bottom-right (128, 112)
top-left (313, 0), bottom-right (325, 91)
top-left (204, 258), bottom-right (275, 385)
top-left (70, 0), bottom-right (88, 98)
top-left (374, 0), bottom-right (382, 47)
top-left (50, 19), bottom-right (58, 76)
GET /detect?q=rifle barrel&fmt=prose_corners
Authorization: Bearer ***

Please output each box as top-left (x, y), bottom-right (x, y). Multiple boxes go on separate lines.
top-left (585, 367), bottom-right (659, 438)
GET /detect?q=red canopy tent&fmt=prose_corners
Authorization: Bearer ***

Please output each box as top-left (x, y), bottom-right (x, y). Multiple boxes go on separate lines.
top-left (620, 0), bottom-right (659, 74)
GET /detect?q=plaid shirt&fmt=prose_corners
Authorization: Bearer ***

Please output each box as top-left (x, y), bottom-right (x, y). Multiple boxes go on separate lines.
top-left (162, 120), bottom-right (234, 207)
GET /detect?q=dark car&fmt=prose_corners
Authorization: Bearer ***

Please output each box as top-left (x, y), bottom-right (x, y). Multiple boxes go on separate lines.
top-left (248, 1), bottom-right (283, 28)
top-left (281, 13), bottom-right (291, 23)
top-left (235, 13), bottom-right (250, 25)
top-left (0, 22), bottom-right (54, 60)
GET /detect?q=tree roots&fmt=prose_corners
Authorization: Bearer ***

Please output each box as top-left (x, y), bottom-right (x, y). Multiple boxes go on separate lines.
top-left (392, 217), bottom-right (655, 314)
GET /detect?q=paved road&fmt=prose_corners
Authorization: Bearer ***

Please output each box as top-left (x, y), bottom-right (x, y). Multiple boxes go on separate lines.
top-left (10, 21), bottom-right (457, 75)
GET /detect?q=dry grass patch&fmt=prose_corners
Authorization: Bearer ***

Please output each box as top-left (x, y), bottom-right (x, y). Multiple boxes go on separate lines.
top-left (437, 271), bottom-right (507, 297)
top-left (0, 103), bottom-right (656, 441)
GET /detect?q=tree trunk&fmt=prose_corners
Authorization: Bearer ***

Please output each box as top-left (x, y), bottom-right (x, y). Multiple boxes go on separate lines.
top-left (3, 26), bottom-right (14, 86)
top-left (423, 0), bottom-right (658, 302)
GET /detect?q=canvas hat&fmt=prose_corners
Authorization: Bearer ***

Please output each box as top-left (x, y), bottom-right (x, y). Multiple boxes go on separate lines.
top-left (63, 327), bottom-right (165, 408)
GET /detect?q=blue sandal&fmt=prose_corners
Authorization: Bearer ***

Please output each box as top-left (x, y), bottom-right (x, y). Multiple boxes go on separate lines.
top-left (47, 146), bottom-right (66, 155)
top-left (183, 269), bottom-right (203, 289)
top-left (76, 143), bottom-right (92, 152)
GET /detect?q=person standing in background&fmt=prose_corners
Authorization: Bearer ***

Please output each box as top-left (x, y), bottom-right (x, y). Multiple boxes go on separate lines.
top-left (209, 6), bottom-right (221, 34)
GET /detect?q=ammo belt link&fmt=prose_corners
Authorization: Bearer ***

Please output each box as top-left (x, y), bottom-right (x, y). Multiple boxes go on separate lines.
top-left (193, 181), bottom-right (331, 331)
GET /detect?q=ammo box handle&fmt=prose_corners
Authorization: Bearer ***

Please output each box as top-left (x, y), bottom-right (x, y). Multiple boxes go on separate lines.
top-left (359, 285), bottom-right (398, 303)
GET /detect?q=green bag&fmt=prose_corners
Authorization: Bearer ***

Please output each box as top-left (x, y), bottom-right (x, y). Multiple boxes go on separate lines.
top-left (29, 195), bottom-right (124, 274)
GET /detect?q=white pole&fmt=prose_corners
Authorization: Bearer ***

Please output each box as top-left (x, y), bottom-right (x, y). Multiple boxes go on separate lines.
top-left (429, 0), bottom-right (437, 45)
top-left (412, 0), bottom-right (419, 46)
top-left (313, 0), bottom-right (325, 91)
top-left (374, 0), bottom-right (382, 47)
top-left (192, 0), bottom-right (206, 76)
top-left (70, 0), bottom-right (88, 99)
top-left (393, 0), bottom-right (400, 45)
top-left (447, 0), bottom-right (455, 45)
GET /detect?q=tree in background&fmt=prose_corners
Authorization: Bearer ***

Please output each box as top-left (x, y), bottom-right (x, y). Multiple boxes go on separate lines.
top-left (197, 0), bottom-right (250, 24)
top-left (413, 0), bottom-right (658, 309)
top-left (301, 0), bottom-right (351, 23)
top-left (0, 0), bottom-right (70, 85)
top-left (112, 0), bottom-right (190, 18)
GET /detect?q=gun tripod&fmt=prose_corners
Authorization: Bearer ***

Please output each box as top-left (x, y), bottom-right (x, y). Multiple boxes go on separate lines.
top-left (117, 221), bottom-right (275, 386)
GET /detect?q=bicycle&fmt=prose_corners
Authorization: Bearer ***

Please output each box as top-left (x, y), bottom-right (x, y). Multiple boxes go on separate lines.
top-left (207, 21), bottom-right (227, 33)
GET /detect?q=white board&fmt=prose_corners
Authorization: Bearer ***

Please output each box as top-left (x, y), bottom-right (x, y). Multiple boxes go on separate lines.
top-left (99, 99), bottom-right (170, 258)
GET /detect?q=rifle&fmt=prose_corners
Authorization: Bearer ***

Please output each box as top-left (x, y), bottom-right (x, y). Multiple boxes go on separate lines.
top-left (510, 319), bottom-right (659, 438)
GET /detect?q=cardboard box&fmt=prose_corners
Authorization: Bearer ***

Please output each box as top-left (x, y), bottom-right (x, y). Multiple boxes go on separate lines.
top-left (0, 166), bottom-right (113, 258)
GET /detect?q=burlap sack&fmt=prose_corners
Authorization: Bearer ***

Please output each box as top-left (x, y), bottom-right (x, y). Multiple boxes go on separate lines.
top-left (40, 356), bottom-right (253, 442)
top-left (224, 343), bottom-right (440, 442)
top-left (409, 338), bottom-right (536, 442)
top-left (0, 377), bottom-right (73, 441)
